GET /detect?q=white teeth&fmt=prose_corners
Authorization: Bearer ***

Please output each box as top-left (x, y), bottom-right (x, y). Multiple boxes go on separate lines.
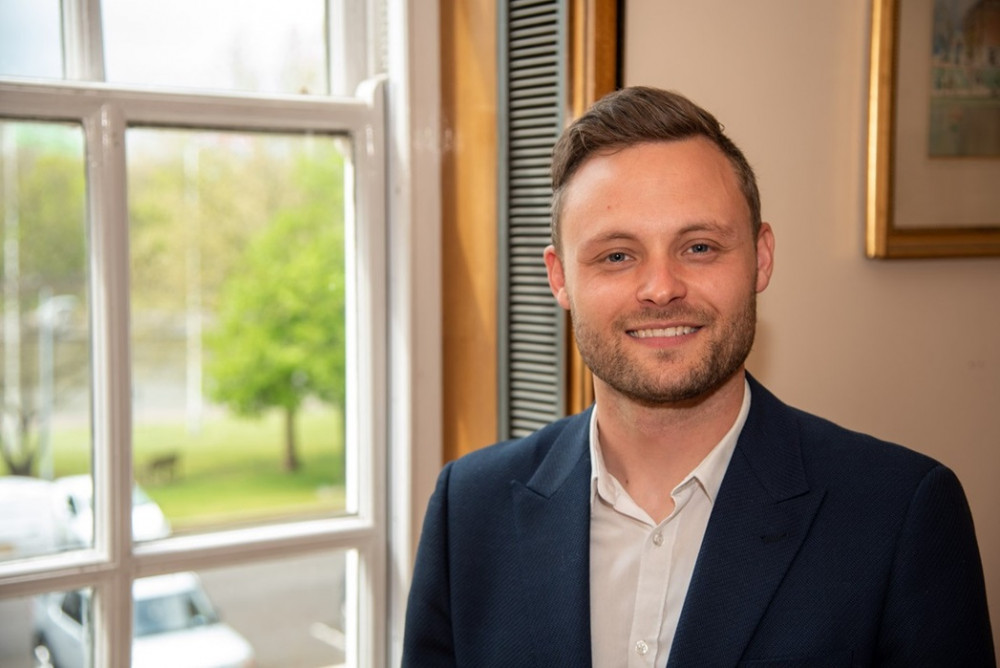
top-left (629, 326), bottom-right (699, 339)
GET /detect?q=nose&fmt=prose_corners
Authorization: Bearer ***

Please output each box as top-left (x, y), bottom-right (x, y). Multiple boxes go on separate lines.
top-left (636, 258), bottom-right (687, 306)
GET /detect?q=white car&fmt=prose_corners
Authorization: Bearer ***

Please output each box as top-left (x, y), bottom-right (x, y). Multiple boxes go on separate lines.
top-left (32, 571), bottom-right (256, 668)
top-left (0, 477), bottom-right (72, 562)
top-left (53, 475), bottom-right (171, 546)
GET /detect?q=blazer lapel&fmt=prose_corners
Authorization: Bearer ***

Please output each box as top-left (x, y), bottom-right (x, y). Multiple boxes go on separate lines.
top-left (511, 410), bottom-right (593, 667)
top-left (668, 378), bottom-right (825, 667)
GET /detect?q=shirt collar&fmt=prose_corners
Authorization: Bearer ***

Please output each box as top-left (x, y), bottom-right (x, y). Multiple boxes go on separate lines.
top-left (589, 379), bottom-right (752, 508)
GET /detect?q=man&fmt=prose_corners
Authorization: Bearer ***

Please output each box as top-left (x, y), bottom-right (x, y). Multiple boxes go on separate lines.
top-left (403, 87), bottom-right (995, 666)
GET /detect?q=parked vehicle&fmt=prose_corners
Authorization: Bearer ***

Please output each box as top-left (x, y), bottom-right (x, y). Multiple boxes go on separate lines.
top-left (0, 477), bottom-right (72, 562)
top-left (52, 474), bottom-right (172, 546)
top-left (32, 571), bottom-right (256, 668)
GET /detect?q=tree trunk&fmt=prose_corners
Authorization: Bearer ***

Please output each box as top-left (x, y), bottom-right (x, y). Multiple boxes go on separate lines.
top-left (0, 445), bottom-right (34, 476)
top-left (282, 406), bottom-right (300, 472)
top-left (0, 412), bottom-right (37, 476)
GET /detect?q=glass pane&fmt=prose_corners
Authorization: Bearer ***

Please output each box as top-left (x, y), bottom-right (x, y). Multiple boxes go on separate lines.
top-left (130, 571), bottom-right (258, 666)
top-left (127, 128), bottom-right (350, 536)
top-left (0, 0), bottom-right (63, 80)
top-left (190, 551), bottom-right (351, 667)
top-left (102, 0), bottom-right (328, 95)
top-left (2, 558), bottom-right (349, 667)
top-left (0, 561), bottom-right (344, 668)
top-left (0, 121), bottom-right (91, 561)
top-left (0, 586), bottom-right (95, 668)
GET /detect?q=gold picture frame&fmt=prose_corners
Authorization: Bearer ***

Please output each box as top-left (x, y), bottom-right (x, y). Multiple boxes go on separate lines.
top-left (866, 0), bottom-right (1000, 259)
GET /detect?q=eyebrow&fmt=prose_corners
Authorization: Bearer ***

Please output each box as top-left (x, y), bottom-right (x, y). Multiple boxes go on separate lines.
top-left (674, 221), bottom-right (740, 238)
top-left (575, 231), bottom-right (641, 258)
top-left (578, 220), bottom-right (741, 249)
top-left (580, 231), bottom-right (640, 246)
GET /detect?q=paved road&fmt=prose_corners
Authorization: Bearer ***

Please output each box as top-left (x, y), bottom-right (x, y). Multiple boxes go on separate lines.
top-left (0, 596), bottom-right (34, 667)
top-left (199, 551), bottom-right (347, 667)
top-left (0, 551), bottom-right (347, 668)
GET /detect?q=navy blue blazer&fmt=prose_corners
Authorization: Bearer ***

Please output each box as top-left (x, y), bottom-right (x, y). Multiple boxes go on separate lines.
top-left (403, 375), bottom-right (995, 666)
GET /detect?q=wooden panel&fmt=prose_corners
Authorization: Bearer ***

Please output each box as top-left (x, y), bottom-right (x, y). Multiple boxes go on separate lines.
top-left (571, 0), bottom-right (620, 117)
top-left (441, 0), bottom-right (499, 461)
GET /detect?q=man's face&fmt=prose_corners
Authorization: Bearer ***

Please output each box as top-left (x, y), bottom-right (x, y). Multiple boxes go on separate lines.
top-left (544, 138), bottom-right (774, 405)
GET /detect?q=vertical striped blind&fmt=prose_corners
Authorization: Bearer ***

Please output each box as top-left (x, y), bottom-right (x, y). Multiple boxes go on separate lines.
top-left (497, 0), bottom-right (567, 439)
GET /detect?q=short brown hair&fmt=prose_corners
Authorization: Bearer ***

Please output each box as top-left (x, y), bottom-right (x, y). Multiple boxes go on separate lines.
top-left (550, 86), bottom-right (761, 251)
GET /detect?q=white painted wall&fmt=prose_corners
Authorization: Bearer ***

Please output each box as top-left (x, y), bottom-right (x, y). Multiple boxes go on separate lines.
top-left (625, 0), bottom-right (1000, 650)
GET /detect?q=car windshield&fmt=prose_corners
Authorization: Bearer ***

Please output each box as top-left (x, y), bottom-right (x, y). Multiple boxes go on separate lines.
top-left (133, 590), bottom-right (220, 637)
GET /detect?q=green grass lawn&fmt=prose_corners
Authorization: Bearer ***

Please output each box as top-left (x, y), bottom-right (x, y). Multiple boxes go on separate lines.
top-left (46, 407), bottom-right (346, 533)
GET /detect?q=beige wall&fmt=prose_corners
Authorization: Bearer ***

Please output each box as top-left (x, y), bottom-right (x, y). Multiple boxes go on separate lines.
top-left (625, 0), bottom-right (1000, 649)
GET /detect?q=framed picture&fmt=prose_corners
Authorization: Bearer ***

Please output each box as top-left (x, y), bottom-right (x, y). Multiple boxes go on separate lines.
top-left (866, 0), bottom-right (1000, 258)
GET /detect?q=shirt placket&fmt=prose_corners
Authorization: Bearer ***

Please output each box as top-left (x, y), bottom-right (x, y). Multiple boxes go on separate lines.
top-left (626, 483), bottom-right (695, 667)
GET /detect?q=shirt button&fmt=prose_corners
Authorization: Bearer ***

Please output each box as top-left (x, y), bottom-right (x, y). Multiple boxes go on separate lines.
top-left (652, 531), bottom-right (664, 546)
top-left (635, 640), bottom-right (649, 656)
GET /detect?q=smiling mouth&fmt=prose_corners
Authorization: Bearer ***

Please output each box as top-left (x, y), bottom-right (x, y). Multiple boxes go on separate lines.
top-left (627, 325), bottom-right (700, 339)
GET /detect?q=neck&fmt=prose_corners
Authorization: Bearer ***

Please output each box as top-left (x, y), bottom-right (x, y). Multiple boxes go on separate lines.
top-left (593, 370), bottom-right (746, 522)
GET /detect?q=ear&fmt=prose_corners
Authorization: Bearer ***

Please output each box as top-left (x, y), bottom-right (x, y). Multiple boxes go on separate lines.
top-left (543, 245), bottom-right (571, 310)
top-left (755, 222), bottom-right (775, 293)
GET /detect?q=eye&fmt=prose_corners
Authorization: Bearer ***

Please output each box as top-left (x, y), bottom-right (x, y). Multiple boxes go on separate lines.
top-left (605, 251), bottom-right (630, 263)
top-left (688, 243), bottom-right (713, 254)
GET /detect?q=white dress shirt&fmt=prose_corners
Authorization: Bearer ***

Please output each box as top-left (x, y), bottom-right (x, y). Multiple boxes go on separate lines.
top-left (589, 381), bottom-right (751, 667)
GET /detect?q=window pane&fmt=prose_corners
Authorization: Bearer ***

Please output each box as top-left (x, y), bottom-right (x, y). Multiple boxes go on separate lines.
top-left (0, 593), bottom-right (33, 667)
top-left (0, 121), bottom-right (90, 561)
top-left (188, 551), bottom-right (351, 667)
top-left (127, 128), bottom-right (350, 535)
top-left (0, 586), bottom-right (95, 668)
top-left (130, 571), bottom-right (257, 666)
top-left (0, 0), bottom-right (63, 80)
top-left (0, 556), bottom-right (351, 667)
top-left (102, 0), bottom-right (328, 95)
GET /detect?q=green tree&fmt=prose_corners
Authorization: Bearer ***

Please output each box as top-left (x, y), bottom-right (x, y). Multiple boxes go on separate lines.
top-left (205, 152), bottom-right (345, 471)
top-left (1, 123), bottom-right (87, 476)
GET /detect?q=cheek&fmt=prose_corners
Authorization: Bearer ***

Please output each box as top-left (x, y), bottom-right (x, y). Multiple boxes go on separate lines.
top-left (691, 271), bottom-right (754, 311)
top-left (576, 288), bottom-right (635, 329)
top-left (571, 273), bottom-right (622, 308)
top-left (562, 281), bottom-right (599, 318)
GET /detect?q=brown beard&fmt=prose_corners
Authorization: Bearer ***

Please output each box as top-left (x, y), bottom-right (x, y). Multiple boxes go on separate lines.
top-left (571, 292), bottom-right (757, 406)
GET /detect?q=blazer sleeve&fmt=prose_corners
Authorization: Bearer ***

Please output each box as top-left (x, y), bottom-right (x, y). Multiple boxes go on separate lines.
top-left (402, 462), bottom-right (457, 668)
top-left (877, 464), bottom-right (995, 666)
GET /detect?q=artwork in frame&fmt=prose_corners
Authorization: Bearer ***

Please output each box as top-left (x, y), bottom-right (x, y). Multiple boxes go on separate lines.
top-left (866, 0), bottom-right (1000, 258)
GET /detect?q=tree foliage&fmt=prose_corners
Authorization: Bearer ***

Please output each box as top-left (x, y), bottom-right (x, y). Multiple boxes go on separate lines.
top-left (204, 147), bottom-right (346, 471)
top-left (1, 122), bottom-right (349, 475)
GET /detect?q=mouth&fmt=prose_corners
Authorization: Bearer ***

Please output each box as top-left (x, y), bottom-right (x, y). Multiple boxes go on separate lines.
top-left (627, 325), bottom-right (700, 339)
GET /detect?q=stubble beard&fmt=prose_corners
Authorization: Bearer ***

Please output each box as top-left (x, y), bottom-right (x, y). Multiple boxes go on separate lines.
top-left (572, 293), bottom-right (757, 406)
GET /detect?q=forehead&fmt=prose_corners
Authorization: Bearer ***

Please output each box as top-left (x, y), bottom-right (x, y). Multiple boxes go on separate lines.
top-left (559, 138), bottom-right (751, 244)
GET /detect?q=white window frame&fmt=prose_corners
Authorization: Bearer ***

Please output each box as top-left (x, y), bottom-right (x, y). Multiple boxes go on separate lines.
top-left (382, 1), bottom-right (443, 665)
top-left (0, 6), bottom-right (394, 667)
